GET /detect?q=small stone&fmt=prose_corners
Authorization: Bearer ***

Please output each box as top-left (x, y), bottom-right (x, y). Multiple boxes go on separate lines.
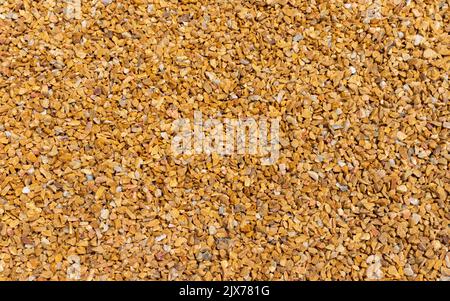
top-left (205, 71), bottom-right (220, 85)
top-left (155, 234), bottom-right (167, 242)
top-left (337, 160), bottom-right (346, 167)
top-left (413, 34), bottom-right (424, 46)
top-left (423, 48), bottom-right (438, 59)
top-left (404, 264), bottom-right (415, 277)
top-left (397, 185), bottom-right (408, 193)
top-left (293, 34), bottom-right (304, 42)
top-left (410, 213), bottom-right (421, 225)
top-left (67, 255), bottom-right (80, 264)
top-left (279, 163), bottom-right (287, 174)
top-left (387, 266), bottom-right (398, 276)
top-left (336, 182), bottom-right (348, 192)
top-left (41, 99), bottom-right (49, 108)
top-left (275, 90), bottom-right (285, 103)
top-left (409, 197), bottom-right (420, 206)
top-left (307, 171), bottom-right (319, 181)
top-left (22, 186), bottom-right (30, 194)
top-left (208, 225), bottom-right (217, 235)
top-left (396, 131), bottom-right (407, 140)
top-left (436, 186), bottom-right (447, 201)
top-left (367, 262), bottom-right (383, 279)
top-left (100, 209), bottom-right (109, 220)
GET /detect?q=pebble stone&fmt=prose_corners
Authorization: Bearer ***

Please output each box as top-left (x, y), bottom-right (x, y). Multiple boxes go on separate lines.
top-left (0, 0), bottom-right (448, 281)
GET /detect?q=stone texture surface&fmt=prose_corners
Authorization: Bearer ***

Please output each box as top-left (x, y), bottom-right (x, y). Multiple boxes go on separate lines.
top-left (0, 0), bottom-right (448, 280)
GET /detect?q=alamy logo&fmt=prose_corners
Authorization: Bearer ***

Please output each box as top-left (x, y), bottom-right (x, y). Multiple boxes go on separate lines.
top-left (171, 111), bottom-right (280, 165)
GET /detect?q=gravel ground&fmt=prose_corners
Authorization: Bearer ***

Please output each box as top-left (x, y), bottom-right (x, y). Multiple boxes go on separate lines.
top-left (0, 0), bottom-right (448, 280)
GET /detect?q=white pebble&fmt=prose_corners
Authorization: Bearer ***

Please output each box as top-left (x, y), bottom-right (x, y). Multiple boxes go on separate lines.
top-left (409, 197), bottom-right (420, 206)
top-left (389, 159), bottom-right (396, 167)
top-left (410, 213), bottom-right (421, 225)
top-left (307, 171), bottom-right (319, 181)
top-left (404, 264), bottom-right (415, 276)
top-left (100, 208), bottom-right (109, 220)
top-left (279, 163), bottom-right (287, 175)
top-left (337, 160), bottom-right (346, 167)
top-left (155, 234), bottom-right (167, 242)
top-left (160, 131), bottom-right (169, 140)
top-left (413, 34), bottom-right (424, 46)
top-left (336, 183), bottom-right (349, 192)
top-left (208, 225), bottom-right (217, 235)
top-left (22, 186), bottom-right (30, 194)
top-left (293, 34), bottom-right (304, 42)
